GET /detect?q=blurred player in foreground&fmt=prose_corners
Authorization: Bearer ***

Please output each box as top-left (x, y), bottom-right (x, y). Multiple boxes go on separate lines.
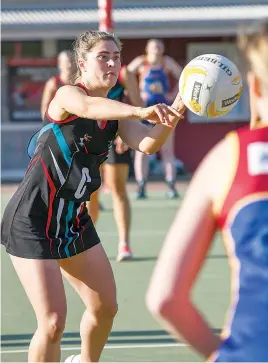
top-left (146, 19), bottom-right (268, 362)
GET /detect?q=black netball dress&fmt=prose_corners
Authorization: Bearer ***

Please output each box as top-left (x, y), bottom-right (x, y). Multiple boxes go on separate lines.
top-left (1, 84), bottom-right (118, 259)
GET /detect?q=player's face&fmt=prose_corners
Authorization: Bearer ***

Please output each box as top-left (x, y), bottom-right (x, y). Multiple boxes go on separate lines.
top-left (247, 70), bottom-right (268, 125)
top-left (146, 40), bottom-right (164, 57)
top-left (58, 53), bottom-right (72, 72)
top-left (83, 40), bottom-right (121, 89)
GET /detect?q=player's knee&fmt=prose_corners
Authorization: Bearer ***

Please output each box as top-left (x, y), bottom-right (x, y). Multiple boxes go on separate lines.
top-left (162, 154), bottom-right (175, 162)
top-left (92, 300), bottom-right (118, 323)
top-left (112, 184), bottom-right (127, 199)
top-left (42, 311), bottom-right (66, 342)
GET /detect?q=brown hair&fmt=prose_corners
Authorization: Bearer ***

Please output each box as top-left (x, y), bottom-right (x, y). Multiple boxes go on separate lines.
top-left (238, 19), bottom-right (268, 84)
top-left (71, 30), bottom-right (122, 82)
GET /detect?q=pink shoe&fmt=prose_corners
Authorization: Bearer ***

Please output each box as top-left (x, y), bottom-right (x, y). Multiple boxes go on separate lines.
top-left (117, 244), bottom-right (133, 262)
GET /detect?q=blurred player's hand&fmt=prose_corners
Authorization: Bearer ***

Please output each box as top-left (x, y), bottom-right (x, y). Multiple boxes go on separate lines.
top-left (114, 136), bottom-right (129, 154)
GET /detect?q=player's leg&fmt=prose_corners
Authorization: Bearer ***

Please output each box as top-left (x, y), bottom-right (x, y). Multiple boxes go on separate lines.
top-left (160, 132), bottom-right (179, 199)
top-left (59, 245), bottom-right (117, 362)
top-left (104, 163), bottom-right (132, 261)
top-left (87, 190), bottom-right (100, 225)
top-left (134, 150), bottom-right (149, 199)
top-left (10, 255), bottom-right (67, 362)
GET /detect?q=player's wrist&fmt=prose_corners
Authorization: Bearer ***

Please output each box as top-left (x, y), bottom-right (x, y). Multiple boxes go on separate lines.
top-left (133, 106), bottom-right (144, 120)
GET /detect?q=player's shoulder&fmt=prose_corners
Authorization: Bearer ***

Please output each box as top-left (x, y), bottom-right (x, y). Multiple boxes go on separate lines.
top-left (45, 76), bottom-right (58, 88)
top-left (205, 132), bottom-right (239, 199)
top-left (128, 55), bottom-right (145, 68)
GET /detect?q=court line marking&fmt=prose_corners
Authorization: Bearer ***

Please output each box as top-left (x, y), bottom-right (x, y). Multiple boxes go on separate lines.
top-left (1, 343), bottom-right (187, 354)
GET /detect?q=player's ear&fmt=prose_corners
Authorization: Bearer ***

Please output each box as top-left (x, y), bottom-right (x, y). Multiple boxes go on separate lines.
top-left (249, 71), bottom-right (262, 98)
top-left (247, 70), bottom-right (261, 128)
top-left (78, 59), bottom-right (86, 73)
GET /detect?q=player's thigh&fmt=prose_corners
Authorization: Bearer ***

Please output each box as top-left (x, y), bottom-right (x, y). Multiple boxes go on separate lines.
top-left (10, 255), bottom-right (67, 324)
top-left (59, 245), bottom-right (117, 314)
top-left (87, 190), bottom-right (99, 213)
top-left (105, 164), bottom-right (129, 192)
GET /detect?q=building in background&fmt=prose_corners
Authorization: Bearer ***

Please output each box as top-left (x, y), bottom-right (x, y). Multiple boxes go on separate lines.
top-left (2, 0), bottom-right (268, 180)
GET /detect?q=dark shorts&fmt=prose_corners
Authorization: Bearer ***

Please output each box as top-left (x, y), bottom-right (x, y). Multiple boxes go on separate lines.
top-left (106, 144), bottom-right (132, 165)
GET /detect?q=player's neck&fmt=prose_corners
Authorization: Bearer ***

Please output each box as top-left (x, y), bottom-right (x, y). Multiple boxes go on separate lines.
top-left (59, 72), bottom-right (71, 85)
top-left (146, 54), bottom-right (163, 65)
top-left (79, 80), bottom-right (108, 97)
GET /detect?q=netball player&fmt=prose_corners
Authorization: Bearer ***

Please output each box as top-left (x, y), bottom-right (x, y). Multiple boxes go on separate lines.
top-left (128, 39), bottom-right (182, 199)
top-left (41, 50), bottom-right (74, 119)
top-left (146, 20), bottom-right (268, 362)
top-left (1, 31), bottom-right (185, 363)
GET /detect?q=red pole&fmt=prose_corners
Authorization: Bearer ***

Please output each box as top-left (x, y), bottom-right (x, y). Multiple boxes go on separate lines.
top-left (98, 0), bottom-right (113, 32)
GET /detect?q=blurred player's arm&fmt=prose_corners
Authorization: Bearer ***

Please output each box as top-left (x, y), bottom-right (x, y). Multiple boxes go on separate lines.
top-left (40, 77), bottom-right (57, 121)
top-left (118, 93), bottom-right (185, 154)
top-left (127, 55), bottom-right (144, 74)
top-left (120, 66), bottom-right (144, 107)
top-left (165, 56), bottom-right (183, 103)
top-left (146, 139), bottom-right (233, 358)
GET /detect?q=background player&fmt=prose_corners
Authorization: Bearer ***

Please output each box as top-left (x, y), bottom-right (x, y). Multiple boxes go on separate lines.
top-left (41, 50), bottom-right (74, 119)
top-left (128, 38), bottom-right (182, 199)
top-left (146, 20), bottom-right (268, 362)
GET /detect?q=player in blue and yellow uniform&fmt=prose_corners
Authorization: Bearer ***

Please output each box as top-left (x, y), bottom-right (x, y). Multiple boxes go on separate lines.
top-left (147, 20), bottom-right (268, 362)
top-left (1, 31), bottom-right (185, 363)
top-left (128, 39), bottom-right (182, 199)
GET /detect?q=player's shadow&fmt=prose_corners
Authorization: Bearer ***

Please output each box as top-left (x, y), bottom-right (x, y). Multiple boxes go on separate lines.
top-left (206, 254), bottom-right (227, 260)
top-left (1, 329), bottom-right (222, 347)
top-left (108, 256), bottom-right (157, 262)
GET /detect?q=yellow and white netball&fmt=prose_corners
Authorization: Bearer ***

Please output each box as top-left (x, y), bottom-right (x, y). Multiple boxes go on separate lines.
top-left (179, 54), bottom-right (243, 118)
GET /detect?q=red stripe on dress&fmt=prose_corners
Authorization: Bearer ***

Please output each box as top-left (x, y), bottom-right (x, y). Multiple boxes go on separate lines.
top-left (45, 111), bottom-right (79, 124)
top-left (76, 83), bottom-right (90, 95)
top-left (76, 203), bottom-right (85, 250)
top-left (27, 155), bottom-right (39, 171)
top-left (97, 120), bottom-right (108, 129)
top-left (39, 157), bottom-right (57, 256)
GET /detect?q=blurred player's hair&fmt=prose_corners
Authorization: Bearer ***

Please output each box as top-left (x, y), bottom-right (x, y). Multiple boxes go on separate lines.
top-left (238, 19), bottom-right (268, 88)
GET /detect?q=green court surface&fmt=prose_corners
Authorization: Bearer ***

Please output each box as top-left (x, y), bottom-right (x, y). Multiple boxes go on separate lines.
top-left (1, 183), bottom-right (230, 362)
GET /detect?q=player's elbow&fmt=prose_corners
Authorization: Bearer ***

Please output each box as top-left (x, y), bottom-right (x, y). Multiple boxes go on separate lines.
top-left (140, 148), bottom-right (154, 155)
top-left (146, 288), bottom-right (188, 321)
top-left (146, 289), bottom-right (175, 319)
top-left (146, 291), bottom-right (167, 318)
top-left (139, 144), bottom-right (158, 155)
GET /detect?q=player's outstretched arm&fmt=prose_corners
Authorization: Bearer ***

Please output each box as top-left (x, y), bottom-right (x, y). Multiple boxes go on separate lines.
top-left (146, 139), bottom-right (233, 358)
top-left (48, 85), bottom-right (140, 121)
top-left (118, 93), bottom-right (185, 154)
top-left (48, 85), bottom-right (182, 129)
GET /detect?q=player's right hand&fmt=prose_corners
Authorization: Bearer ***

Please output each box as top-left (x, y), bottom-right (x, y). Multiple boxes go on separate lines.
top-left (136, 103), bottom-right (184, 126)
